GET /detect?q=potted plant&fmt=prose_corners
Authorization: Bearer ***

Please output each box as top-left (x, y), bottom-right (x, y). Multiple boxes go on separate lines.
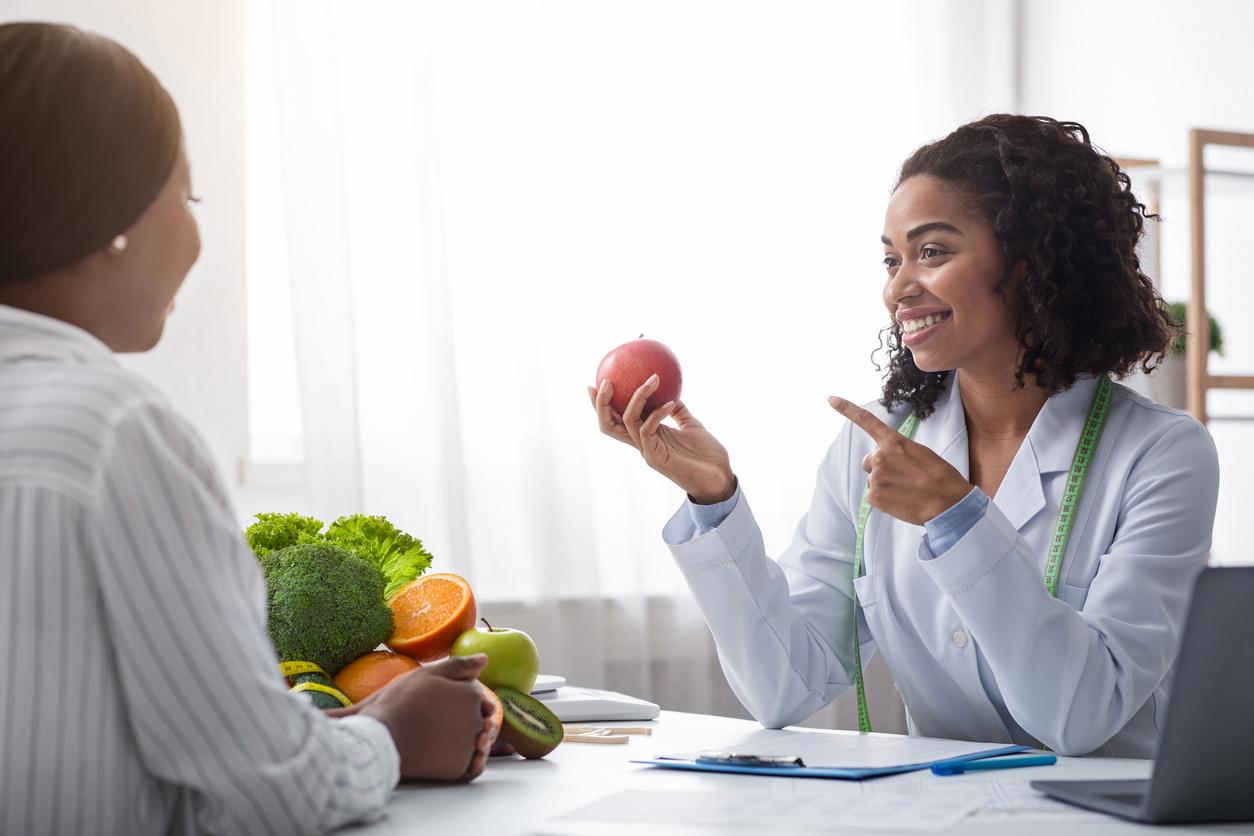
top-left (1147, 301), bottom-right (1224, 410)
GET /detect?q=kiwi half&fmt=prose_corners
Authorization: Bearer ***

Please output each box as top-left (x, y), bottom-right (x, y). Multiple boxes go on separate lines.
top-left (493, 686), bottom-right (563, 759)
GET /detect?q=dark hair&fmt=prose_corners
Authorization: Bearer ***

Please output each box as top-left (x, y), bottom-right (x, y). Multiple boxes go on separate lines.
top-left (879, 114), bottom-right (1175, 418)
top-left (0, 22), bottom-right (181, 283)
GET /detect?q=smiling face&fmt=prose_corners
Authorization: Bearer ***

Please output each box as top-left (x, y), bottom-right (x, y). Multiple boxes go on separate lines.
top-left (881, 175), bottom-right (1020, 377)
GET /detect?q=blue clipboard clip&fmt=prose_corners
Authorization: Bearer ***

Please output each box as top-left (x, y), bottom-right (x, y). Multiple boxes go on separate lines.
top-left (695, 752), bottom-right (806, 768)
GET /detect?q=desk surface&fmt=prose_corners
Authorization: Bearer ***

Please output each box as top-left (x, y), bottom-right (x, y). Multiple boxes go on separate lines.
top-left (343, 711), bottom-right (1254, 835)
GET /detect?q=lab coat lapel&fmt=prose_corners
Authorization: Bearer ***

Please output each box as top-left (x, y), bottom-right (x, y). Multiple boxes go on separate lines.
top-left (912, 374), bottom-right (970, 481)
top-left (989, 435), bottom-right (1046, 531)
top-left (985, 376), bottom-right (1101, 531)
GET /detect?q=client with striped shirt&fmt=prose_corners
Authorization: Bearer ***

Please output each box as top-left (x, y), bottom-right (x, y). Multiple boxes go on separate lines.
top-left (0, 22), bottom-right (494, 836)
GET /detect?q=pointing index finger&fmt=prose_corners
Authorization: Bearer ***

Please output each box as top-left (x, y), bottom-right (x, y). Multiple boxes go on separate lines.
top-left (828, 396), bottom-right (897, 445)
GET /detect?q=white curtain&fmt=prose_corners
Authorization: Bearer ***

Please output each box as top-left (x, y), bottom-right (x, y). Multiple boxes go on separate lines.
top-left (250, 0), bottom-right (1011, 728)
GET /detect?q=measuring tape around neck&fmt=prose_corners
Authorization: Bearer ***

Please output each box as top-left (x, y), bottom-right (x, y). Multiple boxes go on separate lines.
top-left (849, 375), bottom-right (1114, 733)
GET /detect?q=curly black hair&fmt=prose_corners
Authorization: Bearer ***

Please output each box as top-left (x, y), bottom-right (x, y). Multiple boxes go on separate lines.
top-left (878, 114), bottom-right (1176, 418)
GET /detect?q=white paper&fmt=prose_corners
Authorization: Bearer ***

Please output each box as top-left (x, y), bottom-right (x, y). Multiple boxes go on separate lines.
top-left (854, 772), bottom-right (1101, 822)
top-left (666, 726), bottom-right (1015, 769)
top-left (556, 788), bottom-right (983, 833)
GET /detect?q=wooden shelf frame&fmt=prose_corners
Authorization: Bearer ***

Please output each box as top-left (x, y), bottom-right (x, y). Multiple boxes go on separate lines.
top-left (1188, 129), bottom-right (1254, 423)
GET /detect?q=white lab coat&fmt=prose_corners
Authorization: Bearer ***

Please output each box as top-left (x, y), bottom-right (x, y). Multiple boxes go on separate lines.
top-left (663, 375), bottom-right (1219, 757)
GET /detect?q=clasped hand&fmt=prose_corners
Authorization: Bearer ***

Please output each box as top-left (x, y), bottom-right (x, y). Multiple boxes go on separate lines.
top-left (327, 654), bottom-right (496, 784)
top-left (828, 397), bottom-right (972, 525)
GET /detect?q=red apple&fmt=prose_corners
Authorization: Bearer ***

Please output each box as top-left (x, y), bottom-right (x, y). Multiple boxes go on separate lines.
top-left (595, 338), bottom-right (683, 418)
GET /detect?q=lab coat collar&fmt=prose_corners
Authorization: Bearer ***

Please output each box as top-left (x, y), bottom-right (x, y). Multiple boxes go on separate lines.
top-left (1024, 375), bottom-right (1103, 474)
top-left (0, 304), bottom-right (116, 366)
top-left (916, 373), bottom-right (1102, 531)
top-left (913, 373), bottom-right (970, 480)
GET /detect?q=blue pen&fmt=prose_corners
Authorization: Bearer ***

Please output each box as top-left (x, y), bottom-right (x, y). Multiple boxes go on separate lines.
top-left (932, 754), bottom-right (1057, 776)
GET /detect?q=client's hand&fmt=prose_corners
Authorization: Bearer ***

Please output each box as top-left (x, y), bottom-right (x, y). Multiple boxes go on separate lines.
top-left (330, 654), bottom-right (496, 783)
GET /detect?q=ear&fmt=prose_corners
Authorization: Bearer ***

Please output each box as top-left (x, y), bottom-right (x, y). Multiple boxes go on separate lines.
top-left (1006, 260), bottom-right (1027, 288)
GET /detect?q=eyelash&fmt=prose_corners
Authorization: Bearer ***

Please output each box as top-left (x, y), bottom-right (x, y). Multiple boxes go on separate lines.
top-left (188, 194), bottom-right (202, 205)
top-left (882, 246), bottom-right (945, 269)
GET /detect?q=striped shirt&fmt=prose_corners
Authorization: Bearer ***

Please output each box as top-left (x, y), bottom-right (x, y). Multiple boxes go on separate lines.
top-left (0, 304), bottom-right (398, 835)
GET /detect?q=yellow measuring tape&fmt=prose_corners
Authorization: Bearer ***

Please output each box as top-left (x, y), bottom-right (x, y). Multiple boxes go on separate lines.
top-left (279, 660), bottom-right (326, 678)
top-left (290, 681), bottom-right (353, 707)
top-left (280, 660), bottom-right (353, 707)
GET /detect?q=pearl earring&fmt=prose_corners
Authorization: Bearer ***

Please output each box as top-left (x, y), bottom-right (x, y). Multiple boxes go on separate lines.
top-left (109, 234), bottom-right (128, 252)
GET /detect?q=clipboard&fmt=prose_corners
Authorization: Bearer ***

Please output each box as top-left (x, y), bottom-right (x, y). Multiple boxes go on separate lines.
top-left (632, 744), bottom-right (1031, 780)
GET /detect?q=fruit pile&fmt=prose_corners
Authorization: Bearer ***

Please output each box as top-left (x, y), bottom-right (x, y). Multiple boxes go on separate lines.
top-left (385, 573), bottom-right (563, 759)
top-left (244, 513), bottom-right (562, 760)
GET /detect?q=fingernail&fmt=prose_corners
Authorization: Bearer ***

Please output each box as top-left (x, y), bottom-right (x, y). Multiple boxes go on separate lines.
top-left (662, 400), bottom-right (675, 411)
top-left (648, 374), bottom-right (659, 385)
top-left (599, 380), bottom-right (609, 394)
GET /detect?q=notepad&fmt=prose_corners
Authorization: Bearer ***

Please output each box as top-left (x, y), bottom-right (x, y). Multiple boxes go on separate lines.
top-left (636, 726), bottom-right (1028, 780)
top-left (536, 685), bottom-right (660, 722)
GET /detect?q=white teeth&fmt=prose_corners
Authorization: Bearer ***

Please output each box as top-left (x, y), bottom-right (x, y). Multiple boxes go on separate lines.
top-left (901, 313), bottom-right (948, 333)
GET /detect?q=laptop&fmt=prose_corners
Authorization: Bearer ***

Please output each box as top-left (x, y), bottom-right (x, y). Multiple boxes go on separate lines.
top-left (1032, 567), bottom-right (1254, 824)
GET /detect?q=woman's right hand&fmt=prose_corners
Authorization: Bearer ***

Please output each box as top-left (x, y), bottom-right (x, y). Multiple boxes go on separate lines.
top-left (588, 375), bottom-right (736, 505)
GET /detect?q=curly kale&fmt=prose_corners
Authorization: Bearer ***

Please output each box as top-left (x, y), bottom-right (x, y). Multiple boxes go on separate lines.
top-left (245, 512), bottom-right (432, 600)
top-left (263, 543), bottom-right (394, 676)
top-left (245, 512), bottom-right (325, 557)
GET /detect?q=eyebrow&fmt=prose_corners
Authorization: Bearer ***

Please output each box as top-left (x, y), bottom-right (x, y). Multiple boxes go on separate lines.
top-left (881, 221), bottom-right (964, 247)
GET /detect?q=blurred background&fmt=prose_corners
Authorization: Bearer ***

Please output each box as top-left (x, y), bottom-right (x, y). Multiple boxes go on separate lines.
top-left (4, 0), bottom-right (1252, 731)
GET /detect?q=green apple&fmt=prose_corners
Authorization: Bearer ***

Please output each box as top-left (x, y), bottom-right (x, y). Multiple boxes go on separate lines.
top-left (450, 619), bottom-right (540, 694)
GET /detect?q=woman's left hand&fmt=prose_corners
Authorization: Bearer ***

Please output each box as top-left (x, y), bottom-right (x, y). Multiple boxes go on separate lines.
top-left (829, 396), bottom-right (973, 526)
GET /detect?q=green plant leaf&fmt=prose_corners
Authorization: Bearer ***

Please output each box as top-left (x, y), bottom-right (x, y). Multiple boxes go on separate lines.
top-left (1165, 300), bottom-right (1223, 358)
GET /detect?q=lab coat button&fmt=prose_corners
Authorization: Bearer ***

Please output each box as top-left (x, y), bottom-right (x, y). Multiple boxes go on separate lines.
top-left (950, 629), bottom-right (968, 649)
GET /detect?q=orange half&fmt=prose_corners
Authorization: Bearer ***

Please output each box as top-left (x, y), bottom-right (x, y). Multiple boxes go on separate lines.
top-left (387, 573), bottom-right (477, 662)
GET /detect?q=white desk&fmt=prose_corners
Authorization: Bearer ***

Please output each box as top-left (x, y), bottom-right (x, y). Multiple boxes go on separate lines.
top-left (342, 711), bottom-right (1254, 835)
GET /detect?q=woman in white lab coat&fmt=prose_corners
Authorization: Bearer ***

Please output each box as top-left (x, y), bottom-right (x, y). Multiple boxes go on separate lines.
top-left (588, 114), bottom-right (1219, 758)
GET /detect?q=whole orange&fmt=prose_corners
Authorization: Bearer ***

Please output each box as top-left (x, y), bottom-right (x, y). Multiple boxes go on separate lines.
top-left (483, 686), bottom-right (504, 745)
top-left (333, 651), bottom-right (420, 703)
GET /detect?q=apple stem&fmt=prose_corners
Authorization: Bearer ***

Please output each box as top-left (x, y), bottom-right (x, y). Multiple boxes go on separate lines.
top-left (481, 617), bottom-right (493, 631)
top-left (638, 333), bottom-right (644, 339)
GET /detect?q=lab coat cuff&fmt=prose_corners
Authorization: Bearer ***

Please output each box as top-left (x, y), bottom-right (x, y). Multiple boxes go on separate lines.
top-left (664, 487), bottom-right (759, 574)
top-left (921, 487), bottom-right (989, 558)
top-left (918, 499), bottom-right (1019, 595)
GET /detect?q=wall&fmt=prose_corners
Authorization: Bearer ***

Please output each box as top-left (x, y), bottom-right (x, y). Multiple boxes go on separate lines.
top-left (1018, 0), bottom-right (1254, 564)
top-left (0, 0), bottom-right (249, 497)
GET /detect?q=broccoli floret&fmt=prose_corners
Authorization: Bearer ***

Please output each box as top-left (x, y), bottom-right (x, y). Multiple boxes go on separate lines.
top-left (246, 512), bottom-right (324, 557)
top-left (323, 514), bottom-right (433, 599)
top-left (264, 543), bottom-right (395, 676)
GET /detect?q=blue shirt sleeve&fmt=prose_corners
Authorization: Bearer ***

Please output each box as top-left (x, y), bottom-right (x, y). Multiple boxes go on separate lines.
top-left (688, 482), bottom-right (742, 535)
top-left (920, 486), bottom-right (989, 559)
